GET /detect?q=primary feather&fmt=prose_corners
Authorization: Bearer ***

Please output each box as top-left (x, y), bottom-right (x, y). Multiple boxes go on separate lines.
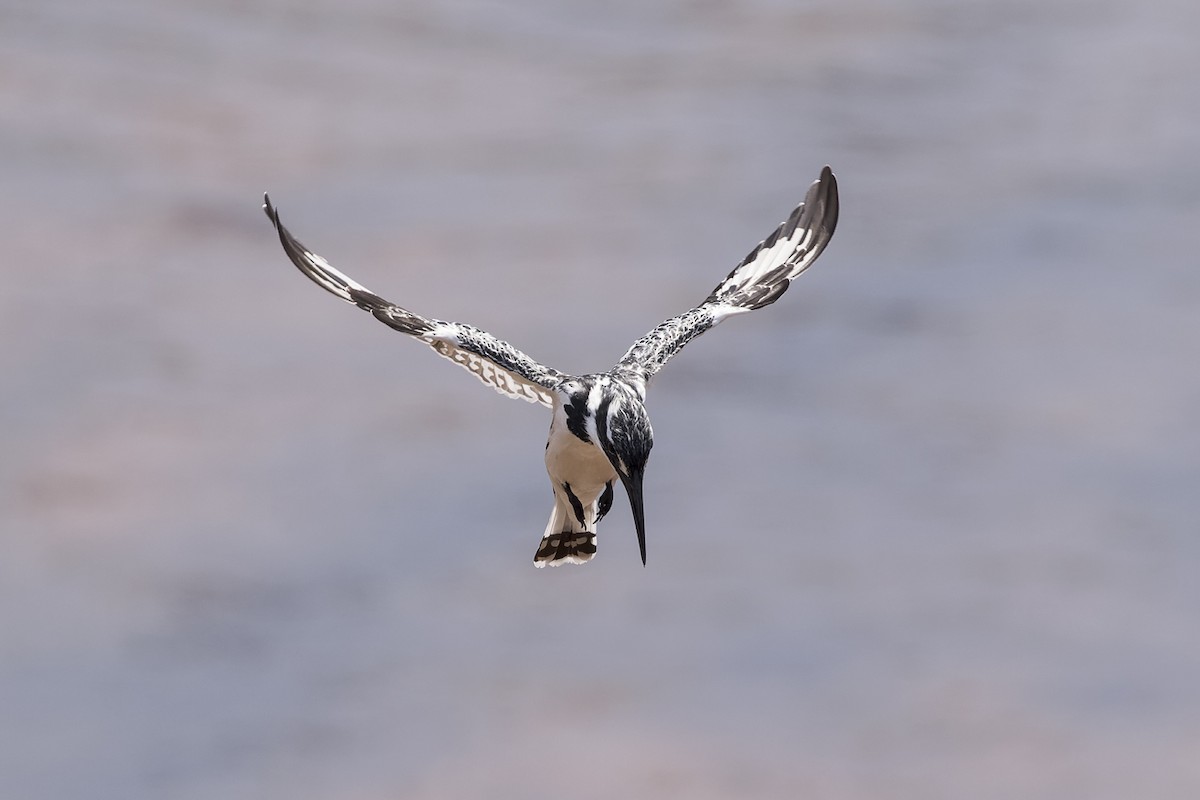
top-left (616, 166), bottom-right (839, 387)
top-left (264, 196), bottom-right (563, 406)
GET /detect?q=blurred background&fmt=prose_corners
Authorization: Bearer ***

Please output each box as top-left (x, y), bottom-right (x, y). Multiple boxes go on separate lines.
top-left (2, 0), bottom-right (1197, 798)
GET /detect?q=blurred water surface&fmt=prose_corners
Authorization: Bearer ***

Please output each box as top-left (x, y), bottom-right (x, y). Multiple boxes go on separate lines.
top-left (1, 1), bottom-right (1198, 798)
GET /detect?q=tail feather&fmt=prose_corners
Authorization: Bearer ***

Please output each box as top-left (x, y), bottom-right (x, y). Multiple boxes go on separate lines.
top-left (533, 501), bottom-right (597, 567)
top-left (534, 531), bottom-right (597, 567)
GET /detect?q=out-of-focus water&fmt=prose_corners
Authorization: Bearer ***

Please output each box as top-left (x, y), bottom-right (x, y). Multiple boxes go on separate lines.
top-left (2, 1), bottom-right (1198, 798)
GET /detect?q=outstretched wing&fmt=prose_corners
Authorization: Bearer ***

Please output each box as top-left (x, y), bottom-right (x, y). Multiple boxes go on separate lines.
top-left (264, 196), bottom-right (564, 407)
top-left (616, 166), bottom-right (839, 385)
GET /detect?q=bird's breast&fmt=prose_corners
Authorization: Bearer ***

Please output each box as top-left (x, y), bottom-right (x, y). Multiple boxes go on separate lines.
top-left (545, 423), bottom-right (615, 493)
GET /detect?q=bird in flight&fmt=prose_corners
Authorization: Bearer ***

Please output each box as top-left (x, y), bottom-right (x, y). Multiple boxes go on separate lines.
top-left (264, 166), bottom-right (838, 567)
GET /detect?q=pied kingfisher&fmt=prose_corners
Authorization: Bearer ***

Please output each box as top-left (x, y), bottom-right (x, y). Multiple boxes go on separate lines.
top-left (264, 166), bottom-right (838, 567)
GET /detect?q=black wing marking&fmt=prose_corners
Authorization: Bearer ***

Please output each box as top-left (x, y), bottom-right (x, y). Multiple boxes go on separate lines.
top-left (615, 166), bottom-right (839, 384)
top-left (264, 195), bottom-right (564, 406)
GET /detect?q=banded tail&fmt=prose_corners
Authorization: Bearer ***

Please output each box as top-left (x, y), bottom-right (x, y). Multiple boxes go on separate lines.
top-left (533, 480), bottom-right (614, 567)
top-left (534, 502), bottom-right (598, 567)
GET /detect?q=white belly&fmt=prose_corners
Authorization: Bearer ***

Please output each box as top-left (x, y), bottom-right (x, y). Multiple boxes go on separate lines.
top-left (544, 423), bottom-right (616, 498)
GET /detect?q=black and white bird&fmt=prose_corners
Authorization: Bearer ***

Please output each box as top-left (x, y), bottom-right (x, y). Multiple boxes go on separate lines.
top-left (264, 166), bottom-right (838, 567)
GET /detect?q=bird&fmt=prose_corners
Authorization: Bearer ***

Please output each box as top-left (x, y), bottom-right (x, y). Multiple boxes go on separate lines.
top-left (263, 166), bottom-right (838, 568)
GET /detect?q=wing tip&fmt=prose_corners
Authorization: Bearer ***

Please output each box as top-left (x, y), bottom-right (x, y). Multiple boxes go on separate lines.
top-left (262, 192), bottom-right (278, 225)
top-left (816, 165), bottom-right (839, 238)
top-left (702, 163), bottom-right (840, 309)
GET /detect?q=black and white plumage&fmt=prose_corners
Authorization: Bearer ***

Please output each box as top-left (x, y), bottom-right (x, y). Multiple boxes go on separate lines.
top-left (264, 166), bottom-right (839, 567)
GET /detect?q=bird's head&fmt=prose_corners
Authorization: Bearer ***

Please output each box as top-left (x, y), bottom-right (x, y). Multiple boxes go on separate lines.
top-left (595, 382), bottom-right (654, 565)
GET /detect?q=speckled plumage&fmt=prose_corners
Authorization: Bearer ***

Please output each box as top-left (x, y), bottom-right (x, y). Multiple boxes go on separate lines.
top-left (264, 166), bottom-right (839, 567)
